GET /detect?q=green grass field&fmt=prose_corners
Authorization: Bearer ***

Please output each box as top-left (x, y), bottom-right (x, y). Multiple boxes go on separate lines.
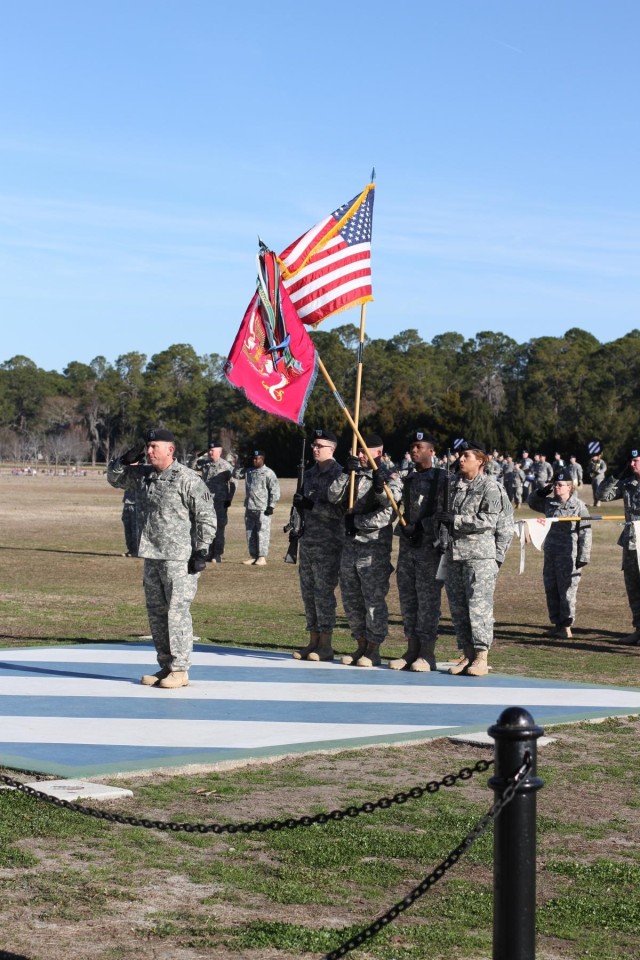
top-left (0, 472), bottom-right (639, 960)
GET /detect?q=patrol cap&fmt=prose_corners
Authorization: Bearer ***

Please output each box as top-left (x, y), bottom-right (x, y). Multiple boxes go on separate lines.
top-left (361, 432), bottom-right (384, 449)
top-left (311, 428), bottom-right (337, 444)
top-left (145, 428), bottom-right (176, 444)
top-left (407, 429), bottom-right (436, 445)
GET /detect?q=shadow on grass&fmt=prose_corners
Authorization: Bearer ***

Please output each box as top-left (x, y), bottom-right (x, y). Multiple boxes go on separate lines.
top-left (0, 545), bottom-right (126, 558)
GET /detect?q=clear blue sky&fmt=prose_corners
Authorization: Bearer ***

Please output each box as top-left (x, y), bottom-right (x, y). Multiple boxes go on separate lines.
top-left (2, 1), bottom-right (639, 372)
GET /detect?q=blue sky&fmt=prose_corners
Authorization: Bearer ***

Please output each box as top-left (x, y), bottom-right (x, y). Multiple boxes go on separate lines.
top-left (1, 1), bottom-right (639, 372)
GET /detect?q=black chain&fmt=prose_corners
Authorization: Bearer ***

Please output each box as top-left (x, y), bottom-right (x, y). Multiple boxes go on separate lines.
top-left (0, 758), bottom-right (491, 834)
top-left (322, 754), bottom-right (532, 960)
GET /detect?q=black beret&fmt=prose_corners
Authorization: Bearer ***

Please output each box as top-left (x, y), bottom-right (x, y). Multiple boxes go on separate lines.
top-left (361, 432), bottom-right (384, 448)
top-left (252, 449), bottom-right (265, 457)
top-left (145, 428), bottom-right (176, 444)
top-left (208, 440), bottom-right (222, 449)
top-left (459, 439), bottom-right (486, 454)
top-left (554, 470), bottom-right (573, 483)
top-left (311, 428), bottom-right (337, 444)
top-left (407, 429), bottom-right (436, 445)
top-left (629, 447), bottom-right (640, 459)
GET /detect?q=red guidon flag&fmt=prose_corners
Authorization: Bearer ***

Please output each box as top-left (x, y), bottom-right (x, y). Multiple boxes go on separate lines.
top-left (278, 179), bottom-right (374, 326)
top-left (224, 247), bottom-right (318, 425)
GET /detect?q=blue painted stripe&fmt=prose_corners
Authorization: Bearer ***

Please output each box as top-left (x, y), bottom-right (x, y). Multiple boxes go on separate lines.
top-left (0, 695), bottom-right (629, 727)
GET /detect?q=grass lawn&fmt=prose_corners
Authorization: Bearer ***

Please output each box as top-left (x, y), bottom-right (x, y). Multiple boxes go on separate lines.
top-left (0, 472), bottom-right (639, 960)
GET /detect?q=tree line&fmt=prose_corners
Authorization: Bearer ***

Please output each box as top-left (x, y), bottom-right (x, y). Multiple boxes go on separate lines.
top-left (1, 325), bottom-right (639, 476)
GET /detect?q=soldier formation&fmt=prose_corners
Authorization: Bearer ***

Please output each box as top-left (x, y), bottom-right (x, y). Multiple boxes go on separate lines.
top-left (109, 430), bottom-right (640, 691)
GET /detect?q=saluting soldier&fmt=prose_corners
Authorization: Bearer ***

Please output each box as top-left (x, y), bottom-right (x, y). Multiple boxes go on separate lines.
top-left (194, 441), bottom-right (237, 563)
top-left (240, 449), bottom-right (280, 566)
top-left (597, 446), bottom-right (640, 645)
top-left (107, 428), bottom-right (216, 689)
top-left (328, 433), bottom-right (402, 667)
top-left (291, 429), bottom-right (345, 662)
top-left (390, 430), bottom-right (446, 672)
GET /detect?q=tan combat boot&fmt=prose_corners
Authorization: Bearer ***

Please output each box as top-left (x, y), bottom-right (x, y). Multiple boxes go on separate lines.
top-left (158, 671), bottom-right (189, 689)
top-left (410, 640), bottom-right (437, 673)
top-left (389, 638), bottom-right (420, 671)
top-left (560, 626), bottom-right (573, 639)
top-left (341, 637), bottom-right (366, 665)
top-left (254, 556), bottom-right (267, 566)
top-left (292, 631), bottom-right (320, 660)
top-left (466, 650), bottom-right (489, 677)
top-left (618, 630), bottom-right (640, 646)
top-left (356, 641), bottom-right (382, 668)
top-left (448, 645), bottom-right (475, 675)
top-left (140, 667), bottom-right (171, 686)
top-left (307, 632), bottom-right (335, 662)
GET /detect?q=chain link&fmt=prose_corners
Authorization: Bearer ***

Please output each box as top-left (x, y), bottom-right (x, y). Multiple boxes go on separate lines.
top-left (322, 754), bottom-right (532, 960)
top-left (0, 758), bottom-right (492, 834)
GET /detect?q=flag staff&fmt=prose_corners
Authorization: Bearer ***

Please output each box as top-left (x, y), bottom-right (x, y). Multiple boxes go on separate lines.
top-left (348, 302), bottom-right (367, 510)
top-left (317, 356), bottom-right (405, 524)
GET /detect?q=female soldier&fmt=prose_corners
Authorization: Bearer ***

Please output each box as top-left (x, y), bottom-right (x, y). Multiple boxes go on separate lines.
top-left (437, 440), bottom-right (513, 677)
top-left (527, 469), bottom-right (592, 639)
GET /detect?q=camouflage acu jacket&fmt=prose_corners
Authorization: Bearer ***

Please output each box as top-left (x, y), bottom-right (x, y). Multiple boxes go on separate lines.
top-left (442, 473), bottom-right (505, 561)
top-left (597, 475), bottom-right (640, 550)
top-left (107, 458), bottom-right (216, 561)
top-left (328, 464), bottom-right (403, 545)
top-left (528, 490), bottom-right (592, 563)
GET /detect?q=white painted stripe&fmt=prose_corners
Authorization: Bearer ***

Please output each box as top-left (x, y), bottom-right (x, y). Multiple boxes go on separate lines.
top-left (0, 648), bottom-right (333, 669)
top-left (1, 677), bottom-right (639, 708)
top-left (0, 716), bottom-right (448, 749)
top-left (296, 277), bottom-right (372, 318)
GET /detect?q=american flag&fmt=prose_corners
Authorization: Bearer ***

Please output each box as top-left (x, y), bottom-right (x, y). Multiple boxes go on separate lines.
top-left (278, 181), bottom-right (374, 326)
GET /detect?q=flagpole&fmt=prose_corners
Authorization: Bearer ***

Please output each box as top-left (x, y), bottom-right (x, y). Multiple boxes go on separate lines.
top-left (317, 356), bottom-right (405, 524)
top-left (348, 302), bottom-right (367, 510)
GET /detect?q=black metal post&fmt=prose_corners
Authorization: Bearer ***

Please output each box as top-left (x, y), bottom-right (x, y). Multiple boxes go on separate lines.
top-left (488, 707), bottom-right (544, 960)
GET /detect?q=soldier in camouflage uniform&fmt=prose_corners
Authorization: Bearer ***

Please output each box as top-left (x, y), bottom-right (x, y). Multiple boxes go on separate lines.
top-left (291, 429), bottom-right (345, 662)
top-left (107, 428), bottom-right (216, 689)
top-left (597, 447), bottom-right (640, 644)
top-left (528, 469), bottom-right (591, 639)
top-left (240, 450), bottom-right (280, 566)
top-left (328, 433), bottom-right (403, 667)
top-left (436, 440), bottom-right (513, 677)
top-left (533, 454), bottom-right (554, 490)
top-left (567, 456), bottom-right (583, 488)
top-left (589, 454), bottom-right (607, 506)
top-left (194, 441), bottom-right (237, 563)
top-left (390, 431), bottom-right (446, 672)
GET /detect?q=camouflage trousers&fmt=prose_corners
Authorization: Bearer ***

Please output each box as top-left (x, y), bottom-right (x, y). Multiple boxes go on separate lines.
top-left (396, 542), bottom-right (443, 646)
top-left (339, 541), bottom-right (393, 645)
top-left (299, 540), bottom-right (343, 633)
top-left (622, 546), bottom-right (640, 628)
top-left (444, 557), bottom-right (498, 652)
top-left (143, 559), bottom-right (200, 672)
top-left (121, 505), bottom-right (138, 556)
top-left (543, 551), bottom-right (581, 626)
top-left (207, 504), bottom-right (227, 561)
top-left (245, 510), bottom-right (272, 559)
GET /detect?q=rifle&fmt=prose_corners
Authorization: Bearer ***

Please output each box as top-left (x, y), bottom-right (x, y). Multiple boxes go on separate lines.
top-left (438, 447), bottom-right (453, 555)
top-left (283, 439), bottom-right (306, 564)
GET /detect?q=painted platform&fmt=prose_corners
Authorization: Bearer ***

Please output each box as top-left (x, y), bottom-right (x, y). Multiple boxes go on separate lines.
top-left (1, 642), bottom-right (640, 778)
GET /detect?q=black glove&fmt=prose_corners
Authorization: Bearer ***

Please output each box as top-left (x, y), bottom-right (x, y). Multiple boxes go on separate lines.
top-left (224, 500), bottom-right (231, 509)
top-left (293, 492), bottom-right (314, 510)
top-left (372, 469), bottom-right (385, 493)
top-left (120, 445), bottom-right (145, 465)
top-left (264, 505), bottom-right (274, 516)
top-left (496, 560), bottom-right (503, 568)
top-left (187, 549), bottom-right (208, 574)
top-left (576, 559), bottom-right (588, 568)
top-left (538, 484), bottom-right (553, 497)
top-left (344, 513), bottom-right (357, 537)
top-left (400, 522), bottom-right (422, 546)
top-left (436, 510), bottom-right (454, 526)
top-left (343, 454), bottom-right (361, 474)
